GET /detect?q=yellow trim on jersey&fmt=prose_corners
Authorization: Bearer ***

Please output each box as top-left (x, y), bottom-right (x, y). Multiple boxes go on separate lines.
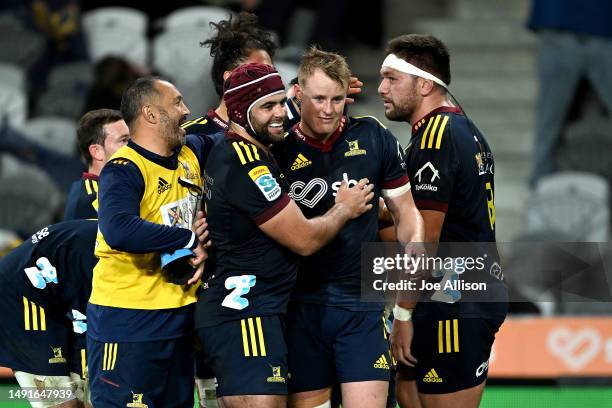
top-left (181, 116), bottom-right (208, 129)
top-left (85, 179), bottom-right (92, 195)
top-left (428, 115), bottom-right (442, 149)
top-left (453, 319), bottom-right (460, 352)
top-left (23, 297), bottom-right (29, 331)
top-left (420, 117), bottom-right (434, 149)
top-left (232, 141), bottom-right (260, 165)
top-left (241, 317), bottom-right (267, 357)
top-left (438, 321), bottom-right (444, 353)
top-left (435, 116), bottom-right (449, 149)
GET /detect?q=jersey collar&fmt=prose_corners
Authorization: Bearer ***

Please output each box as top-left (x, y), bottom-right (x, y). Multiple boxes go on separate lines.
top-left (207, 108), bottom-right (229, 130)
top-left (293, 116), bottom-right (347, 152)
top-left (81, 172), bottom-right (98, 180)
top-left (412, 106), bottom-right (462, 136)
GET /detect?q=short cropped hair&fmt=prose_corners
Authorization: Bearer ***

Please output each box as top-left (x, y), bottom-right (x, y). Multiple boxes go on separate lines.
top-left (77, 108), bottom-right (123, 165)
top-left (385, 34), bottom-right (451, 86)
top-left (120, 76), bottom-right (162, 129)
top-left (202, 12), bottom-right (277, 97)
top-left (298, 47), bottom-right (351, 90)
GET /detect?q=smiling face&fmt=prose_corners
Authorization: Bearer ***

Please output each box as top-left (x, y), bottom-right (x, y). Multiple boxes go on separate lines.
top-left (154, 80), bottom-right (191, 149)
top-left (378, 66), bottom-right (420, 123)
top-left (297, 69), bottom-right (347, 141)
top-left (248, 91), bottom-right (287, 145)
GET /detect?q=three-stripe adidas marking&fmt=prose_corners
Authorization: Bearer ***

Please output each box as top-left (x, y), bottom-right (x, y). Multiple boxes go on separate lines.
top-left (420, 114), bottom-right (449, 150)
top-left (241, 317), bottom-right (267, 357)
top-left (290, 153), bottom-right (312, 170)
top-left (423, 368), bottom-right (443, 383)
top-left (157, 177), bottom-right (171, 194)
top-left (373, 354), bottom-right (390, 369)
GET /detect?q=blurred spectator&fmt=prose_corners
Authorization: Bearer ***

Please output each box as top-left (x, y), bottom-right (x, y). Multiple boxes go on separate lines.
top-left (528, 0), bottom-right (612, 186)
top-left (83, 56), bottom-right (146, 113)
top-left (26, 0), bottom-right (89, 101)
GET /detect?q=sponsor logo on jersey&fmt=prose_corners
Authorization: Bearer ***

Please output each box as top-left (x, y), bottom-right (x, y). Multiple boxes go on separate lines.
top-left (414, 162), bottom-right (440, 192)
top-left (127, 393), bottom-right (148, 408)
top-left (475, 152), bottom-right (494, 175)
top-left (181, 161), bottom-right (199, 180)
top-left (31, 227), bottom-right (49, 244)
top-left (267, 366), bottom-right (286, 383)
top-left (373, 354), bottom-right (390, 369)
top-left (345, 140), bottom-right (367, 157)
top-left (157, 177), bottom-right (171, 194)
top-left (290, 153), bottom-right (312, 170)
top-left (289, 178), bottom-right (327, 208)
top-left (331, 173), bottom-right (358, 196)
top-left (49, 347), bottom-right (67, 364)
top-left (475, 359), bottom-right (489, 378)
top-left (423, 368), bottom-right (443, 383)
top-left (248, 166), bottom-right (281, 201)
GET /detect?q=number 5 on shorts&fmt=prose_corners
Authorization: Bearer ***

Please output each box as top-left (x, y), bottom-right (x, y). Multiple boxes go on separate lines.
top-left (222, 275), bottom-right (256, 310)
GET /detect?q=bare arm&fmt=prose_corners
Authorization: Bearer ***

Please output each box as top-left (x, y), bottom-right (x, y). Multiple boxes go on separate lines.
top-left (259, 179), bottom-right (374, 256)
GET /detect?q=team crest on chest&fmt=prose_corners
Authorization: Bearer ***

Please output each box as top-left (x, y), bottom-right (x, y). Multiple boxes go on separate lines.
top-left (345, 140), bottom-right (366, 157)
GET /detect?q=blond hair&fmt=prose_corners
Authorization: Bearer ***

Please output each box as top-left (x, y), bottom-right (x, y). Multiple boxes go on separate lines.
top-left (298, 46), bottom-right (351, 90)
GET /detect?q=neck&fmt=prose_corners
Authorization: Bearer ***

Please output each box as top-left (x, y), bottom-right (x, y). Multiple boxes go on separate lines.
top-left (215, 100), bottom-right (229, 122)
top-left (409, 95), bottom-right (454, 125)
top-left (88, 163), bottom-right (102, 176)
top-left (131, 127), bottom-right (174, 157)
top-left (229, 123), bottom-right (268, 152)
top-left (298, 120), bottom-right (335, 143)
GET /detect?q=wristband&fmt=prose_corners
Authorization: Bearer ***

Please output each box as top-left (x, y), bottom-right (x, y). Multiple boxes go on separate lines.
top-left (393, 305), bottom-right (413, 321)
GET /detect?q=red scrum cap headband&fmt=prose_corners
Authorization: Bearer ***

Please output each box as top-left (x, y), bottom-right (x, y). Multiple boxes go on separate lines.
top-left (223, 63), bottom-right (285, 134)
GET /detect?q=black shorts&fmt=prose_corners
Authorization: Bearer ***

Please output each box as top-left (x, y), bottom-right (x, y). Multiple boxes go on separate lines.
top-left (286, 303), bottom-right (391, 392)
top-left (0, 293), bottom-right (75, 376)
top-left (197, 315), bottom-right (288, 397)
top-left (398, 317), bottom-right (503, 394)
top-left (87, 335), bottom-right (195, 408)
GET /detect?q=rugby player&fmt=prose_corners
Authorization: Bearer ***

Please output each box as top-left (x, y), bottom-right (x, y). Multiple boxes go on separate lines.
top-left (64, 109), bottom-right (129, 220)
top-left (378, 34), bottom-right (508, 408)
top-left (272, 47), bottom-right (424, 408)
top-left (195, 63), bottom-right (374, 408)
top-left (0, 220), bottom-right (98, 408)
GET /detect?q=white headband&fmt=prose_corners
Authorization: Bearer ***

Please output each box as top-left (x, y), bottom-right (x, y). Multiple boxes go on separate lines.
top-left (381, 53), bottom-right (448, 89)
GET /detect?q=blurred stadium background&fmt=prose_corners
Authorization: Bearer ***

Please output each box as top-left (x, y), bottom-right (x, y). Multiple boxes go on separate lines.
top-left (0, 0), bottom-right (610, 407)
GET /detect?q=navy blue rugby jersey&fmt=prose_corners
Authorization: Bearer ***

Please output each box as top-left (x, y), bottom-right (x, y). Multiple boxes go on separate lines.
top-left (0, 220), bottom-right (98, 318)
top-left (195, 132), bottom-right (298, 327)
top-left (404, 106), bottom-right (507, 320)
top-left (64, 173), bottom-right (99, 220)
top-left (272, 116), bottom-right (410, 311)
top-left (182, 108), bottom-right (229, 142)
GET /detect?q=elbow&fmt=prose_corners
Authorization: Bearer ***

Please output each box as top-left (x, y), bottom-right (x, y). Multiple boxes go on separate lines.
top-left (290, 239), bottom-right (319, 257)
top-left (99, 215), bottom-right (131, 251)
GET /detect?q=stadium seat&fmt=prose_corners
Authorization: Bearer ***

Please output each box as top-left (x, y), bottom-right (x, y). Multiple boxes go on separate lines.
top-left (35, 62), bottom-right (93, 118)
top-left (0, 12), bottom-right (46, 70)
top-left (528, 172), bottom-right (609, 241)
top-left (0, 167), bottom-right (62, 234)
top-left (0, 83), bottom-right (27, 127)
top-left (82, 8), bottom-right (149, 65)
top-left (0, 63), bottom-right (26, 92)
top-left (18, 117), bottom-right (77, 156)
top-left (82, 7), bottom-right (148, 35)
top-left (152, 30), bottom-right (217, 114)
top-left (162, 6), bottom-right (233, 35)
top-left (274, 61), bottom-right (298, 87)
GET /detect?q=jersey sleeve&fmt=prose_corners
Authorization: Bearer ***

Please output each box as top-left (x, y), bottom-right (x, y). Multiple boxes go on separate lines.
top-left (407, 115), bottom-right (458, 212)
top-left (380, 126), bottom-right (411, 198)
top-left (224, 142), bottom-right (290, 225)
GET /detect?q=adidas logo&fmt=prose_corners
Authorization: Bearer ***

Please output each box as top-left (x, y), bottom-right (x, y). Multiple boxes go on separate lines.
top-left (423, 368), bottom-right (443, 383)
top-left (291, 153), bottom-right (312, 170)
top-left (373, 354), bottom-right (390, 369)
top-left (157, 177), bottom-right (171, 194)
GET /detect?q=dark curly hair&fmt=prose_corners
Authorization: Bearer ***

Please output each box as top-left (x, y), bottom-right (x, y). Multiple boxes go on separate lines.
top-left (202, 12), bottom-right (277, 97)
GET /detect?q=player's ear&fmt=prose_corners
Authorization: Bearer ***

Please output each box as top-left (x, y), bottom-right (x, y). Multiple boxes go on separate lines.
top-left (223, 70), bottom-right (231, 82)
top-left (142, 104), bottom-right (156, 124)
top-left (295, 84), bottom-right (303, 102)
top-left (419, 78), bottom-right (435, 96)
top-left (89, 143), bottom-right (104, 162)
